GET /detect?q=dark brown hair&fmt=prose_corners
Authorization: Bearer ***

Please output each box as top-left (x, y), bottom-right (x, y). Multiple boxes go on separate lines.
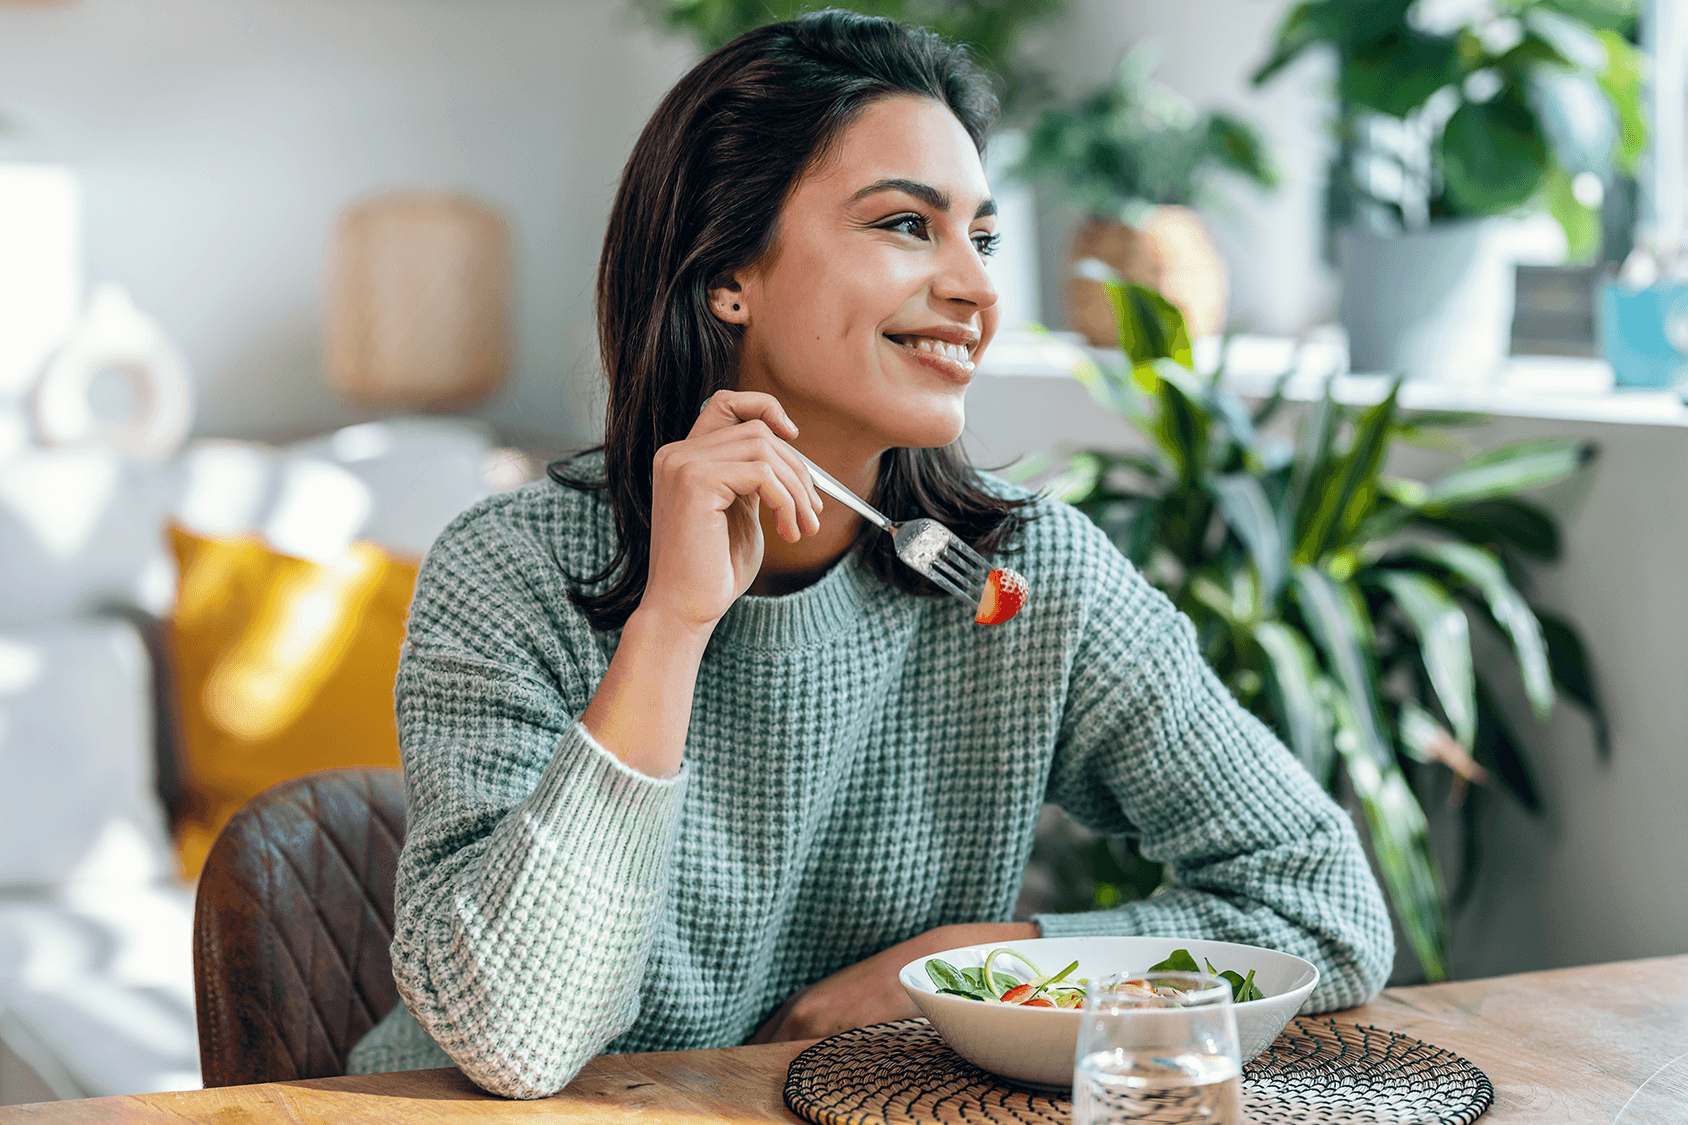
top-left (553, 8), bottom-right (1034, 630)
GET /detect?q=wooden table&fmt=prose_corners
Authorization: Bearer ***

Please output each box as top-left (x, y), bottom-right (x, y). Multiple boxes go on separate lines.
top-left (8, 955), bottom-right (1686, 1124)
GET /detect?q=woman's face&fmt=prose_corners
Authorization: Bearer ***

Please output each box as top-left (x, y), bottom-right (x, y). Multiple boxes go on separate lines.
top-left (724, 94), bottom-right (999, 458)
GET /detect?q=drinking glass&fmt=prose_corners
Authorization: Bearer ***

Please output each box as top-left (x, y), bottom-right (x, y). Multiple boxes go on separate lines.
top-left (1071, 971), bottom-right (1242, 1125)
top-left (1613, 1049), bottom-right (1688, 1124)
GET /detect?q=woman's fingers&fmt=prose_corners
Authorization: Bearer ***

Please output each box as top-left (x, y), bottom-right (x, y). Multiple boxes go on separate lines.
top-left (692, 457), bottom-right (808, 542)
top-left (663, 422), bottom-right (817, 541)
top-left (709, 426), bottom-right (823, 534)
top-left (679, 396), bottom-right (822, 532)
top-left (692, 388), bottom-right (799, 442)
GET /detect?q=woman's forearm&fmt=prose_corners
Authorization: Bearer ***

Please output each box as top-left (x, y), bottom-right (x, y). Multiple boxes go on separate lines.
top-left (582, 605), bottom-right (713, 778)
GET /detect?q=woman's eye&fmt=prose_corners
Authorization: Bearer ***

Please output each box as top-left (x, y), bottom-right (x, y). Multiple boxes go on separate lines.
top-left (883, 214), bottom-right (927, 238)
top-left (974, 232), bottom-right (1002, 257)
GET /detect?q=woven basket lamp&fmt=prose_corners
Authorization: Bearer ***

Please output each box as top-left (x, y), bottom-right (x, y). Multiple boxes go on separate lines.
top-left (326, 191), bottom-right (511, 411)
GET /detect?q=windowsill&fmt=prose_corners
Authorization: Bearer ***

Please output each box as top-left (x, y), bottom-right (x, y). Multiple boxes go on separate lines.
top-left (977, 329), bottom-right (1688, 429)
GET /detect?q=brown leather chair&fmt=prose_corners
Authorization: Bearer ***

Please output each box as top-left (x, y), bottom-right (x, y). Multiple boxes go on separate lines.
top-left (192, 767), bottom-right (406, 1087)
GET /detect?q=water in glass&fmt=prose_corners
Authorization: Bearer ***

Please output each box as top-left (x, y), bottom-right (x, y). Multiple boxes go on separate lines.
top-left (1074, 1047), bottom-right (1241, 1124)
top-left (1071, 971), bottom-right (1242, 1125)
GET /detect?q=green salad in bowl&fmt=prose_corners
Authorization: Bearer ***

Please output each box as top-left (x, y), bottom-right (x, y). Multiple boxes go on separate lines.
top-left (897, 936), bottom-right (1319, 1089)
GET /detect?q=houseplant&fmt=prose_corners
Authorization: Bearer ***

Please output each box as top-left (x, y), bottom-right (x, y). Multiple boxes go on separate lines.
top-left (1038, 279), bottom-right (1605, 980)
top-left (1251, 0), bottom-right (1646, 380)
top-left (1017, 49), bottom-right (1277, 345)
top-left (631, 0), bottom-right (1065, 117)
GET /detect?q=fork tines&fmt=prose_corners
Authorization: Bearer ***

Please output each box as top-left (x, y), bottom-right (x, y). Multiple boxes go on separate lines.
top-left (928, 538), bottom-right (990, 606)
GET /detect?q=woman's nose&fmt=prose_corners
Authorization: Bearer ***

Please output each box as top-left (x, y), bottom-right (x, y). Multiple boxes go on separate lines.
top-left (932, 237), bottom-right (999, 311)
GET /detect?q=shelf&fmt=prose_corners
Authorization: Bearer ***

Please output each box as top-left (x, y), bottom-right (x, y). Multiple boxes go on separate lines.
top-left (976, 330), bottom-right (1688, 430)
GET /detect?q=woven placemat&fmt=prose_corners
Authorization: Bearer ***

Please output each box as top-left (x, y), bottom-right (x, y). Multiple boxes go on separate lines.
top-left (783, 1017), bottom-right (1493, 1125)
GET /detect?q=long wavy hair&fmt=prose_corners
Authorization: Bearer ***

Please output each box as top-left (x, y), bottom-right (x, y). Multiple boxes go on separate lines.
top-left (553, 8), bottom-right (1034, 631)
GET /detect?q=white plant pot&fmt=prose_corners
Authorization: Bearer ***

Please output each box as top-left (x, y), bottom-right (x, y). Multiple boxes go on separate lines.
top-left (1338, 219), bottom-right (1516, 382)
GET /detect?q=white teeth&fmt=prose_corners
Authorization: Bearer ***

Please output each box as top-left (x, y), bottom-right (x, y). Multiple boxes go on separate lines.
top-left (902, 336), bottom-right (974, 369)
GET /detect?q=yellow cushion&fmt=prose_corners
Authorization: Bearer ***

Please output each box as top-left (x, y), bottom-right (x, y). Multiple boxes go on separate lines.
top-left (167, 525), bottom-right (418, 877)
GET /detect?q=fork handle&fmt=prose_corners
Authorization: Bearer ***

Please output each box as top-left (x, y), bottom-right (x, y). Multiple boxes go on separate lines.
top-left (792, 450), bottom-right (895, 532)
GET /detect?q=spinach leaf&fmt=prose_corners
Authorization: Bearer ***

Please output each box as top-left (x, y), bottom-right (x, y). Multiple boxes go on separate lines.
top-left (926, 958), bottom-right (975, 996)
top-left (1204, 957), bottom-right (1266, 1003)
top-left (1148, 948), bottom-right (1201, 973)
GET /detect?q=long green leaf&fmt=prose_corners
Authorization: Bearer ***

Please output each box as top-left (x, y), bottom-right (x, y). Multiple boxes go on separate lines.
top-left (1421, 439), bottom-right (1592, 509)
top-left (1211, 474), bottom-right (1287, 602)
top-left (1124, 497), bottom-right (1160, 568)
top-left (1071, 349), bottom-right (1147, 422)
top-left (1598, 29), bottom-right (1648, 172)
top-left (1045, 451), bottom-right (1109, 505)
top-left (1397, 700), bottom-right (1490, 785)
top-left (1250, 0), bottom-right (1323, 87)
top-left (1292, 566), bottom-right (1391, 769)
top-left (1288, 385), bottom-right (1337, 546)
top-left (1394, 410), bottom-right (1489, 430)
top-left (1250, 369), bottom-right (1295, 428)
top-left (1376, 570), bottom-right (1476, 748)
top-left (1474, 674), bottom-right (1543, 812)
top-left (1201, 377), bottom-right (1259, 454)
top-left (1537, 609), bottom-right (1609, 758)
top-left (1407, 542), bottom-right (1553, 721)
top-left (1147, 361), bottom-right (1211, 487)
top-left (1106, 281), bottom-right (1193, 372)
top-left (1297, 380), bottom-right (1401, 562)
top-left (1411, 498), bottom-right (1560, 561)
top-left (1331, 694), bottom-right (1449, 981)
top-left (1251, 621), bottom-right (1332, 781)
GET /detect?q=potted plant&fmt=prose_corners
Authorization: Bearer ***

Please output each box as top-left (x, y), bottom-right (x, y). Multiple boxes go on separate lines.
top-left (1016, 48), bottom-right (1277, 346)
top-left (1251, 0), bottom-right (1647, 381)
top-left (1034, 280), bottom-right (1606, 980)
top-left (631, 0), bottom-right (1065, 118)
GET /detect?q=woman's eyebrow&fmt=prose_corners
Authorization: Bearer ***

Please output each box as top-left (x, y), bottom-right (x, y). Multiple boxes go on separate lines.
top-left (850, 177), bottom-right (997, 219)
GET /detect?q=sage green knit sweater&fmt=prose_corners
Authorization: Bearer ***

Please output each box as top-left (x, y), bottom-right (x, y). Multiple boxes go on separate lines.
top-left (347, 460), bottom-right (1393, 1098)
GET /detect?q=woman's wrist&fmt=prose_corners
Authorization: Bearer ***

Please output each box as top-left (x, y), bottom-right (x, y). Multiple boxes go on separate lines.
top-left (622, 601), bottom-right (718, 653)
top-left (582, 605), bottom-right (715, 778)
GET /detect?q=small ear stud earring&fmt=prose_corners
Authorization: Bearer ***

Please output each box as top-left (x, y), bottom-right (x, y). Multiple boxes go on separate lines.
top-left (732, 304), bottom-right (740, 311)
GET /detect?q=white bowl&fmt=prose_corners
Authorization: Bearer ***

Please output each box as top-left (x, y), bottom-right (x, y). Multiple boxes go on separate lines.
top-left (898, 936), bottom-right (1319, 1089)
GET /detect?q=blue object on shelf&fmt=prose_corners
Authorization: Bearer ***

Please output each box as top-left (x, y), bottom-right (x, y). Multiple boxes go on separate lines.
top-left (1597, 280), bottom-right (1688, 389)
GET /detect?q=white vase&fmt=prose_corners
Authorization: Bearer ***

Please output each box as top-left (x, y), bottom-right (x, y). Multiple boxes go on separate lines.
top-left (1337, 219), bottom-right (1516, 382)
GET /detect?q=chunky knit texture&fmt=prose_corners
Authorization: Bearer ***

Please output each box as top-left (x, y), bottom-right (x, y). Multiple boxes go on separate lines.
top-left (347, 459), bottom-right (1393, 1098)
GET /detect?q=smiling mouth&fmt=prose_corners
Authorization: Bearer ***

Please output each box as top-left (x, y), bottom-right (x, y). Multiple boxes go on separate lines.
top-left (885, 334), bottom-right (977, 375)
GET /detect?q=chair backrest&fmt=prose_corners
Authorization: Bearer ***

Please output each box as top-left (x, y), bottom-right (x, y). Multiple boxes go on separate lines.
top-left (192, 767), bottom-right (406, 1087)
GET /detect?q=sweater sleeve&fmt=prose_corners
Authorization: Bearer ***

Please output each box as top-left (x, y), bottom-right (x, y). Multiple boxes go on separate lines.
top-left (381, 495), bottom-right (686, 1099)
top-left (1032, 517), bottom-right (1394, 1012)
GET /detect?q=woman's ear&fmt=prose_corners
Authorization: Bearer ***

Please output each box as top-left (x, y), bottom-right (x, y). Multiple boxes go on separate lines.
top-left (708, 274), bottom-right (749, 325)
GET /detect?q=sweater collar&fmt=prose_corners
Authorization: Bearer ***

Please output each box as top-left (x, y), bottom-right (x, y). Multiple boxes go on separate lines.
top-left (709, 551), bottom-right (886, 650)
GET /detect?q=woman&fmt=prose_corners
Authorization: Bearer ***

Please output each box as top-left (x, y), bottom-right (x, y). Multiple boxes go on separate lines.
top-left (348, 10), bottom-right (1392, 1099)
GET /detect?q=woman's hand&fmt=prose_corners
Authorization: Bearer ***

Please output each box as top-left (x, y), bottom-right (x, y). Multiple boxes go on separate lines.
top-left (643, 389), bottom-right (825, 631)
top-left (583, 390), bottom-right (821, 778)
top-left (747, 922), bottom-right (1039, 1044)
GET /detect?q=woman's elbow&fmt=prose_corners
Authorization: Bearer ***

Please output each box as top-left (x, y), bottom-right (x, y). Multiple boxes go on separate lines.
top-left (1304, 870), bottom-right (1396, 1012)
top-left (393, 949), bottom-right (638, 1100)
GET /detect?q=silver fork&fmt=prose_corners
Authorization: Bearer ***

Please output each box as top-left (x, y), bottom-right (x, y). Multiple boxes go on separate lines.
top-left (793, 450), bottom-right (991, 610)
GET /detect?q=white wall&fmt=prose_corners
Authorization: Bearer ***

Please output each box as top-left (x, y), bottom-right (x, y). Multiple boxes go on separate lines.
top-left (1021, 0), bottom-right (1338, 336)
top-left (0, 0), bottom-right (696, 445)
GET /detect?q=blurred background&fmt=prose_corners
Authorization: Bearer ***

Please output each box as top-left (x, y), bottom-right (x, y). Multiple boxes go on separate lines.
top-left (0, 0), bottom-right (1683, 1105)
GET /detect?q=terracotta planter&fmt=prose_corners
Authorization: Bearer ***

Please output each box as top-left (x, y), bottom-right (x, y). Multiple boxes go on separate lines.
top-left (1066, 205), bottom-right (1228, 347)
